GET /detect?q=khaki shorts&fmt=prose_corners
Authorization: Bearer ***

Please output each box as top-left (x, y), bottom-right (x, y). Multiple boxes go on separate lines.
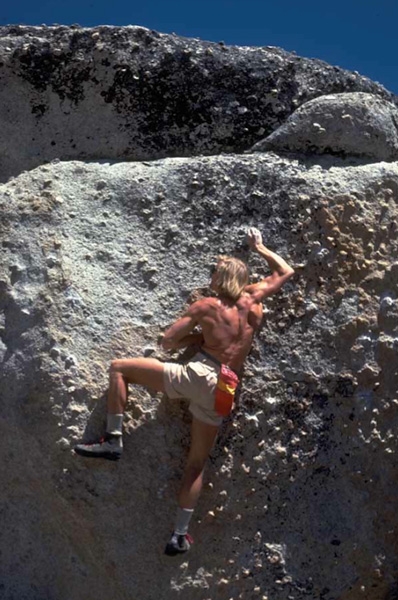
top-left (163, 352), bottom-right (222, 426)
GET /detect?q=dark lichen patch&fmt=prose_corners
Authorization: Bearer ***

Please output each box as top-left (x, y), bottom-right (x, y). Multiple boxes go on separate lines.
top-left (335, 375), bottom-right (356, 398)
top-left (31, 103), bottom-right (48, 117)
top-left (15, 42), bottom-right (66, 92)
top-left (14, 36), bottom-right (94, 104)
top-left (7, 25), bottom-right (24, 36)
top-left (100, 47), bottom-right (296, 155)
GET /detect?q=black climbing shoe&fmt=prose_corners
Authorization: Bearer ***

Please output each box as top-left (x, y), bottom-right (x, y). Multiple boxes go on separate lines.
top-left (164, 532), bottom-right (193, 556)
top-left (74, 434), bottom-right (122, 461)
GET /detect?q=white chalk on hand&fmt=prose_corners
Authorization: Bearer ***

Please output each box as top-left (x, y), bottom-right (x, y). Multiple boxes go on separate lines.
top-left (247, 227), bottom-right (263, 245)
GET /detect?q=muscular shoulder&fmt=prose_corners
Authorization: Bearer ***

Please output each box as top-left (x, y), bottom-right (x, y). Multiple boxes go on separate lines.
top-left (187, 297), bottom-right (217, 317)
top-left (238, 292), bottom-right (263, 327)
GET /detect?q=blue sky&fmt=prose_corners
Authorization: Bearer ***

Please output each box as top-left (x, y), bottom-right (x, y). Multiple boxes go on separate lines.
top-left (2, 0), bottom-right (397, 94)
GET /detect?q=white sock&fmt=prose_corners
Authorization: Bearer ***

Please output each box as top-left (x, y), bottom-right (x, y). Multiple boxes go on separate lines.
top-left (106, 413), bottom-right (123, 437)
top-left (174, 507), bottom-right (194, 535)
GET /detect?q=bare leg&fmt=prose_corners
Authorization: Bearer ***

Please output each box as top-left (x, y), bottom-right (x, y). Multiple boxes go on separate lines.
top-left (107, 357), bottom-right (166, 413)
top-left (75, 357), bottom-right (166, 460)
top-left (178, 417), bottom-right (219, 509)
top-left (165, 418), bottom-right (219, 553)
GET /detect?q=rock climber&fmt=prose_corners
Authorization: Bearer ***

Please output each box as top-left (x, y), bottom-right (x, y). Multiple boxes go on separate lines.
top-left (74, 228), bottom-right (295, 555)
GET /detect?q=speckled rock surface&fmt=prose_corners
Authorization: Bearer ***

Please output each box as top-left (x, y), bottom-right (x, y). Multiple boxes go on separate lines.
top-left (251, 92), bottom-right (398, 161)
top-left (1, 25), bottom-right (398, 600)
top-left (0, 24), bottom-right (396, 182)
top-left (2, 152), bottom-right (398, 600)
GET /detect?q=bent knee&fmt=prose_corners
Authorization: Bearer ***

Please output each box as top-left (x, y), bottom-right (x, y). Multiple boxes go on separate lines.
top-left (109, 359), bottom-right (125, 375)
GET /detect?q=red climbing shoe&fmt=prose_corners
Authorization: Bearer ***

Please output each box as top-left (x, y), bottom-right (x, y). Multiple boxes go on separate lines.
top-left (74, 434), bottom-right (122, 461)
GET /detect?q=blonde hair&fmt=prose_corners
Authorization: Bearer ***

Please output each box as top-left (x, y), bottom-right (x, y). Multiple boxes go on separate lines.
top-left (216, 256), bottom-right (249, 301)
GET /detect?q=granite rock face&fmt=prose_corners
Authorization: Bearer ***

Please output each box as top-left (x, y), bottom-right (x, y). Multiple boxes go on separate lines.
top-left (1, 25), bottom-right (398, 600)
top-left (0, 24), bottom-right (395, 182)
top-left (252, 92), bottom-right (398, 161)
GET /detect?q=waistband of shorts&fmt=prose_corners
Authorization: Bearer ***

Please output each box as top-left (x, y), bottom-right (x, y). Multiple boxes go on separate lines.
top-left (198, 349), bottom-right (239, 377)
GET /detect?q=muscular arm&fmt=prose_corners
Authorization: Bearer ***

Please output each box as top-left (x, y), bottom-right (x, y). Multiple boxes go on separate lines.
top-left (246, 228), bottom-right (295, 302)
top-left (161, 301), bottom-right (205, 351)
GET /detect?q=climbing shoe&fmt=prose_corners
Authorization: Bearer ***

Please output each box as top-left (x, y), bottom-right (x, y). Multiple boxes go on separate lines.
top-left (164, 532), bottom-right (193, 556)
top-left (74, 434), bottom-right (122, 461)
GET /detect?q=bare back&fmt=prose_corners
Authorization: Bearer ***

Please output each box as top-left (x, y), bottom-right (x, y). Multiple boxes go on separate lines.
top-left (162, 249), bottom-right (294, 371)
top-left (199, 293), bottom-right (263, 372)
